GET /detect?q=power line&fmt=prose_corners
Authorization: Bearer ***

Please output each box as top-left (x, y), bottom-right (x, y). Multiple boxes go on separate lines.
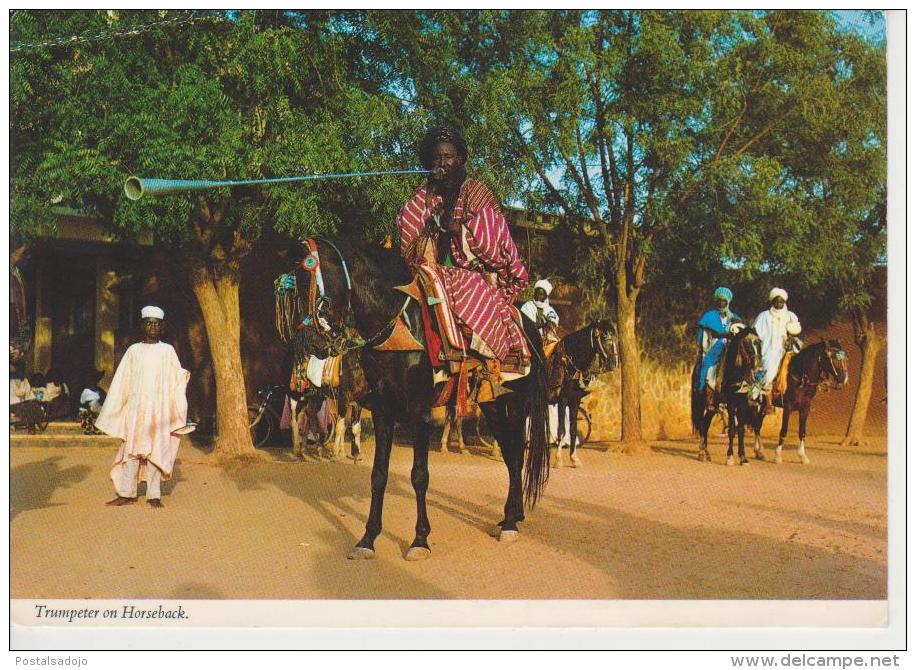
top-left (10, 12), bottom-right (226, 54)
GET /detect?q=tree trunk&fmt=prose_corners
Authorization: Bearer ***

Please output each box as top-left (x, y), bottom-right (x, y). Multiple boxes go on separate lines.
top-left (841, 314), bottom-right (883, 448)
top-left (615, 281), bottom-right (646, 452)
top-left (189, 266), bottom-right (256, 457)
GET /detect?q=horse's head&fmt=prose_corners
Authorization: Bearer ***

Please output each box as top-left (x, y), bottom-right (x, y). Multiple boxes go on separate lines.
top-left (281, 237), bottom-right (361, 356)
top-left (590, 319), bottom-right (619, 373)
top-left (731, 326), bottom-right (763, 383)
top-left (819, 338), bottom-right (849, 389)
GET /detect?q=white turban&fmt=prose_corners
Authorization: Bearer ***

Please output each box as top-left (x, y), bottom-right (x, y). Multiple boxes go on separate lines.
top-left (534, 279), bottom-right (553, 296)
top-left (141, 305), bottom-right (165, 320)
top-left (768, 288), bottom-right (788, 302)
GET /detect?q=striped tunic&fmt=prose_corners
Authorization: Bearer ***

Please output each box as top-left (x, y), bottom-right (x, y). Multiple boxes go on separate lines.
top-left (398, 179), bottom-right (529, 361)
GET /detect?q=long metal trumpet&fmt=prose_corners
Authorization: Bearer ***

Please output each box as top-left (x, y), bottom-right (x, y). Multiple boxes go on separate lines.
top-left (124, 169), bottom-right (430, 200)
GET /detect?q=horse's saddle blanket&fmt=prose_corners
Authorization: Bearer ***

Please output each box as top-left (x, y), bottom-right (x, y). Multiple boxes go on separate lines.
top-left (374, 266), bottom-right (528, 378)
top-left (290, 354), bottom-right (342, 393)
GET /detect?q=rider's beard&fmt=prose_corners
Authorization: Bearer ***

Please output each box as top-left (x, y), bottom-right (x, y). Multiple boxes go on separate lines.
top-left (429, 165), bottom-right (467, 230)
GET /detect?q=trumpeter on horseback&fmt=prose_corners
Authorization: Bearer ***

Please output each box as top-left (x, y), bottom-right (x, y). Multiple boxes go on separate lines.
top-left (397, 125), bottom-right (531, 401)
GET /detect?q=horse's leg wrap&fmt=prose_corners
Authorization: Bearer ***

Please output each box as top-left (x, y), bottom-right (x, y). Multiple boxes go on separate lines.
top-left (289, 397), bottom-right (303, 458)
top-left (331, 416), bottom-right (347, 460)
top-left (350, 416), bottom-right (362, 461)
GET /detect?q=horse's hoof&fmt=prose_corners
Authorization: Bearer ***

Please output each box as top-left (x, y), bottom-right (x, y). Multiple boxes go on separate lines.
top-left (740, 458), bottom-right (749, 466)
top-left (405, 546), bottom-right (431, 561)
top-left (488, 525), bottom-right (503, 538)
top-left (498, 529), bottom-right (520, 543)
top-left (347, 546), bottom-right (375, 560)
top-left (570, 455), bottom-right (582, 468)
top-left (755, 451), bottom-right (765, 461)
top-left (775, 456), bottom-right (783, 464)
top-left (801, 456), bottom-right (810, 465)
top-left (726, 456), bottom-right (735, 466)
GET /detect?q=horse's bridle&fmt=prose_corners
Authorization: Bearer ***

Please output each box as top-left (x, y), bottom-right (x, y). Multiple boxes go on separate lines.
top-left (819, 344), bottom-right (848, 389)
top-left (589, 326), bottom-right (618, 374)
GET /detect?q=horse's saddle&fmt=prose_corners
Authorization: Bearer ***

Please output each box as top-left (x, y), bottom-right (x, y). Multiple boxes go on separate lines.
top-left (373, 266), bottom-right (527, 411)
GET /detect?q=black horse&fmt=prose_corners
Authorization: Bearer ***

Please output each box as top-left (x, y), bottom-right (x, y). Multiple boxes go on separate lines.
top-left (287, 239), bottom-right (551, 560)
top-left (692, 326), bottom-right (763, 465)
top-left (548, 320), bottom-right (618, 468)
top-left (753, 339), bottom-right (848, 465)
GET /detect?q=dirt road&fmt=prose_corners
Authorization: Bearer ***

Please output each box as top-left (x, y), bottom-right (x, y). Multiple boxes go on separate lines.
top-left (10, 427), bottom-right (886, 601)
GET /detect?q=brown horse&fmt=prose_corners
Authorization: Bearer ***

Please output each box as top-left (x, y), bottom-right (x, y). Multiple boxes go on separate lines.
top-left (753, 339), bottom-right (848, 464)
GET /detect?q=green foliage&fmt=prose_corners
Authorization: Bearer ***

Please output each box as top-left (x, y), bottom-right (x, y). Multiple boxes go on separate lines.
top-left (359, 9), bottom-right (885, 328)
top-left (10, 10), bottom-right (420, 258)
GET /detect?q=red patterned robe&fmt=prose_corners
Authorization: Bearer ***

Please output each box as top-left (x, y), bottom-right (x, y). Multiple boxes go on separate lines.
top-left (398, 179), bottom-right (529, 361)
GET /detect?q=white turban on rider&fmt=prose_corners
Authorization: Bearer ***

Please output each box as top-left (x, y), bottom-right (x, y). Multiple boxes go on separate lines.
top-left (141, 305), bottom-right (165, 320)
top-left (768, 287), bottom-right (788, 302)
top-left (534, 279), bottom-right (553, 297)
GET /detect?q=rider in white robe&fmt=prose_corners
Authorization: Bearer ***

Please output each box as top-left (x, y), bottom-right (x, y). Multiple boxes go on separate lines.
top-left (752, 287), bottom-right (802, 390)
top-left (96, 306), bottom-right (192, 507)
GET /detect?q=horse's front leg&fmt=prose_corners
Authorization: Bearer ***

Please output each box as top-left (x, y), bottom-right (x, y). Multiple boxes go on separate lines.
top-left (775, 405), bottom-right (791, 464)
top-left (753, 408), bottom-right (765, 461)
top-left (330, 411), bottom-right (347, 461)
top-left (569, 398), bottom-right (582, 468)
top-left (455, 412), bottom-right (467, 454)
top-left (737, 410), bottom-right (749, 465)
top-left (349, 405), bottom-right (363, 462)
top-left (406, 419), bottom-right (433, 561)
top-left (348, 410), bottom-right (395, 560)
top-left (438, 407), bottom-right (451, 452)
top-left (289, 396), bottom-right (304, 458)
top-left (725, 404), bottom-right (737, 466)
top-left (797, 402), bottom-right (811, 465)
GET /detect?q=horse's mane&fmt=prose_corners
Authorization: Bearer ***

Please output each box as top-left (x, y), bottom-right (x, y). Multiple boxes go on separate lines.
top-left (722, 326), bottom-right (753, 381)
top-left (789, 340), bottom-right (826, 376)
top-left (559, 320), bottom-right (612, 369)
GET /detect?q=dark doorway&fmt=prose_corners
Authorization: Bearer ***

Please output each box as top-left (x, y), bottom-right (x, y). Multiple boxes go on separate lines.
top-left (42, 250), bottom-right (96, 415)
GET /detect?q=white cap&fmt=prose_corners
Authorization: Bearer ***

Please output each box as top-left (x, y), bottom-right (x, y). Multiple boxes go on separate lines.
top-left (786, 322), bottom-right (802, 336)
top-left (534, 279), bottom-right (553, 296)
top-left (141, 305), bottom-right (165, 320)
top-left (769, 287), bottom-right (788, 302)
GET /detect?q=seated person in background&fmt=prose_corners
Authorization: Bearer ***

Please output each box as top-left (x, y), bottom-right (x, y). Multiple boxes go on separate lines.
top-left (79, 368), bottom-right (107, 434)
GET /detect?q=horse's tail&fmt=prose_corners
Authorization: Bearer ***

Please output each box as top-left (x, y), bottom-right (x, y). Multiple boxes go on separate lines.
top-left (522, 316), bottom-right (551, 509)
top-left (690, 361), bottom-right (704, 435)
top-left (691, 387), bottom-right (705, 436)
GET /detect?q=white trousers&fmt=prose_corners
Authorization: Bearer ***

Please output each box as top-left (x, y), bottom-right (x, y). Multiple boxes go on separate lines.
top-left (115, 457), bottom-right (162, 500)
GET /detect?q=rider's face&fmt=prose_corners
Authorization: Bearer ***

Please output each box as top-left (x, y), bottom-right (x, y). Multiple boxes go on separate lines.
top-left (430, 141), bottom-right (463, 181)
top-left (716, 297), bottom-right (729, 312)
top-left (771, 297), bottom-right (786, 310)
top-left (534, 287), bottom-right (548, 303)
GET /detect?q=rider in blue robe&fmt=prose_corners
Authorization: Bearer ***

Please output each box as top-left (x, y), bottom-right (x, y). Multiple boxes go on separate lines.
top-left (695, 287), bottom-right (743, 392)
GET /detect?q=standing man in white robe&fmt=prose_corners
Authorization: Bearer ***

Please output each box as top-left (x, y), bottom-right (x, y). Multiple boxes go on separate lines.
top-left (752, 288), bottom-right (802, 413)
top-left (96, 306), bottom-right (193, 508)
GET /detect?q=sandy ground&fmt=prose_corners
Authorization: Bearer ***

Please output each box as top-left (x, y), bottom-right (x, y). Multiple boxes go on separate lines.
top-left (10, 426), bottom-right (886, 601)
